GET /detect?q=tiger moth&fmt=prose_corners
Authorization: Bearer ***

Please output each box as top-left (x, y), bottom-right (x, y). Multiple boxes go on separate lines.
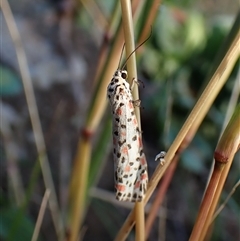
top-left (107, 69), bottom-right (148, 202)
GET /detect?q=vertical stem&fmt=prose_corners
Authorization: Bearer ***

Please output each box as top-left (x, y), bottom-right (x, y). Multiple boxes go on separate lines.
top-left (189, 163), bottom-right (224, 241)
top-left (120, 1), bottom-right (145, 241)
top-left (199, 156), bottom-right (233, 241)
top-left (68, 139), bottom-right (91, 241)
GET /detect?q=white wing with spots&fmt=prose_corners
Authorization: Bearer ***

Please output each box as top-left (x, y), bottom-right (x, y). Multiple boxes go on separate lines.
top-left (107, 70), bottom-right (148, 202)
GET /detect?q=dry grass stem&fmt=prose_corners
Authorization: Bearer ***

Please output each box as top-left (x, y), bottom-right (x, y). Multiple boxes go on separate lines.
top-left (189, 162), bottom-right (225, 241)
top-left (138, 0), bottom-right (162, 45)
top-left (68, 1), bottom-right (146, 240)
top-left (120, 0), bottom-right (145, 240)
top-left (93, 2), bottom-right (121, 87)
top-left (145, 155), bottom-right (178, 239)
top-left (199, 105), bottom-right (240, 241)
top-left (68, 140), bottom-right (92, 241)
top-left (198, 154), bottom-right (235, 241)
top-left (211, 179), bottom-right (240, 222)
top-left (114, 20), bottom-right (240, 241)
top-left (0, 0), bottom-right (64, 239)
top-left (31, 190), bottom-right (51, 241)
top-left (3, 135), bottom-right (25, 205)
top-left (80, 0), bottom-right (108, 38)
top-left (68, 32), bottom-right (125, 241)
top-left (68, 18), bottom-right (125, 241)
top-left (221, 71), bottom-right (240, 130)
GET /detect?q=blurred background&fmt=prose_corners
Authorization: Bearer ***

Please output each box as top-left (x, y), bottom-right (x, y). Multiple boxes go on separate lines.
top-left (1, 0), bottom-right (239, 241)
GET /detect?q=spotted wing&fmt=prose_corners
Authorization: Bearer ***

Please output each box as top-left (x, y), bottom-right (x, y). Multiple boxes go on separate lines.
top-left (112, 90), bottom-right (148, 202)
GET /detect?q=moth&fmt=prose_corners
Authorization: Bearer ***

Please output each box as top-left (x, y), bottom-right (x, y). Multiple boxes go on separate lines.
top-left (107, 69), bottom-right (148, 202)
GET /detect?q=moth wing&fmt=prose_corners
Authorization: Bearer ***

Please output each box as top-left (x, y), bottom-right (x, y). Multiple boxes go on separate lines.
top-left (113, 92), bottom-right (148, 202)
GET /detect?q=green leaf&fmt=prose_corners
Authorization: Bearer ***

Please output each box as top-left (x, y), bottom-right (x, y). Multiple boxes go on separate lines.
top-left (0, 207), bottom-right (35, 241)
top-left (0, 65), bottom-right (22, 96)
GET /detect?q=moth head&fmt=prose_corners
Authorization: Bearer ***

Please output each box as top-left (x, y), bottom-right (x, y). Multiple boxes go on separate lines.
top-left (114, 70), bottom-right (128, 80)
top-left (120, 70), bottom-right (127, 80)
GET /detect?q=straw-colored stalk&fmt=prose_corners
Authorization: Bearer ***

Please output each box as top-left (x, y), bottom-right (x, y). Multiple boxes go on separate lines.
top-left (114, 17), bottom-right (240, 241)
top-left (146, 67), bottom-right (239, 237)
top-left (197, 105), bottom-right (240, 241)
top-left (0, 1), bottom-right (64, 239)
top-left (68, 1), bottom-right (144, 241)
top-left (120, 0), bottom-right (145, 240)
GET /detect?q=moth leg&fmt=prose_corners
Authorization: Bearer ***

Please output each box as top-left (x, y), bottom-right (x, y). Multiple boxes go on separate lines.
top-left (132, 99), bottom-right (141, 107)
top-left (130, 78), bottom-right (145, 90)
top-left (155, 151), bottom-right (166, 165)
top-left (136, 126), bottom-right (143, 134)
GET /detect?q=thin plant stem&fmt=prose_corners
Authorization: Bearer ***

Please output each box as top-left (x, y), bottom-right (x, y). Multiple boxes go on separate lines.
top-left (211, 179), bottom-right (240, 222)
top-left (138, 0), bottom-right (162, 44)
top-left (68, 1), bottom-right (144, 240)
top-left (31, 190), bottom-right (51, 241)
top-left (145, 155), bottom-right (178, 239)
top-left (3, 133), bottom-right (25, 205)
top-left (0, 1), bottom-right (64, 239)
top-left (206, 69), bottom-right (240, 193)
top-left (189, 162), bottom-right (225, 241)
top-left (93, 1), bottom-right (121, 87)
top-left (68, 139), bottom-right (92, 241)
top-left (197, 105), bottom-right (240, 241)
top-left (68, 28), bottom-right (124, 241)
top-left (199, 150), bottom-right (237, 241)
top-left (80, 0), bottom-right (108, 32)
top-left (120, 1), bottom-right (145, 240)
top-left (200, 71), bottom-right (240, 241)
top-left (114, 20), bottom-right (240, 241)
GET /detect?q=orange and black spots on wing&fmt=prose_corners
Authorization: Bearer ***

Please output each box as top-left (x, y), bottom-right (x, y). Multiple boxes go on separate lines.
top-left (132, 193), bottom-right (139, 201)
top-left (114, 117), bottom-right (120, 123)
top-left (118, 140), bottom-right (126, 147)
top-left (120, 124), bottom-right (126, 129)
top-left (134, 180), bottom-right (141, 189)
top-left (116, 184), bottom-right (126, 192)
top-left (132, 135), bottom-right (137, 142)
top-left (120, 157), bottom-right (126, 165)
top-left (120, 131), bottom-right (126, 137)
top-left (124, 164), bottom-right (131, 173)
top-left (116, 107), bottom-right (122, 116)
top-left (116, 152), bottom-right (121, 158)
top-left (127, 117), bottom-right (132, 123)
top-left (140, 172), bottom-right (148, 180)
top-left (107, 70), bottom-right (148, 202)
top-left (138, 136), bottom-right (143, 148)
top-left (140, 155), bottom-right (146, 165)
top-left (122, 146), bottom-right (129, 155)
top-left (120, 124), bottom-right (127, 137)
top-left (130, 110), bottom-right (135, 117)
top-left (128, 101), bottom-right (134, 109)
top-left (118, 87), bottom-right (124, 94)
top-left (132, 117), bottom-right (138, 126)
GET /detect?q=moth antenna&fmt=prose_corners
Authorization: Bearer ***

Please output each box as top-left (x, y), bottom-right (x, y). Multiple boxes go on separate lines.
top-left (121, 27), bottom-right (152, 70)
top-left (118, 43), bottom-right (125, 69)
